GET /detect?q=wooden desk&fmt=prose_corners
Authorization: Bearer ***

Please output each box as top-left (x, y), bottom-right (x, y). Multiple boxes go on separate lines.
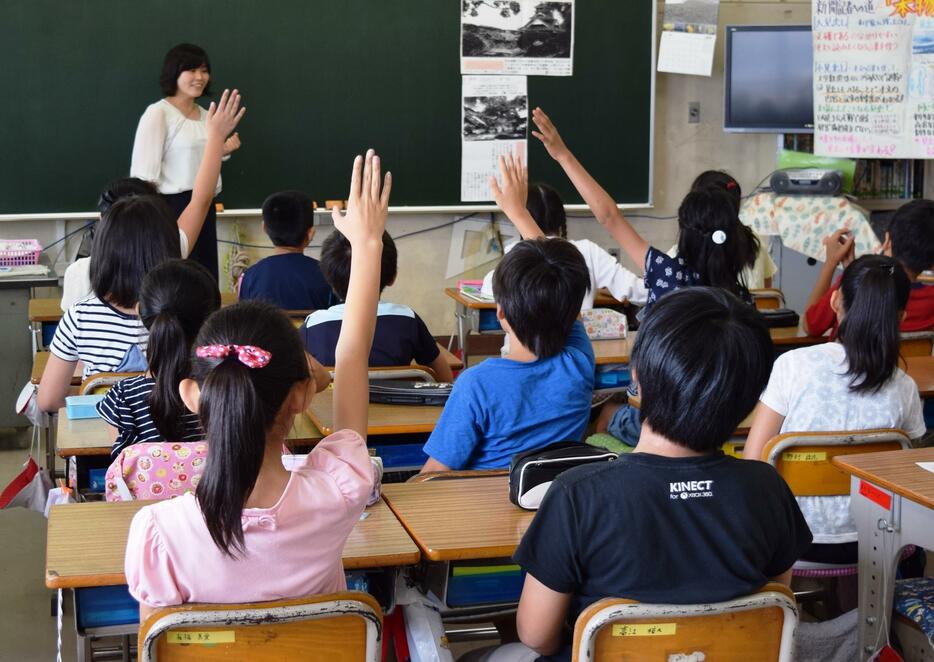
top-left (592, 336), bottom-right (635, 366)
top-left (832, 448), bottom-right (934, 660)
top-left (903, 355), bottom-right (934, 398)
top-left (32, 351), bottom-right (82, 385)
top-left (45, 498), bottom-right (420, 589)
top-left (308, 386), bottom-right (442, 436)
top-left (28, 297), bottom-right (63, 322)
top-left (769, 326), bottom-right (827, 348)
top-left (220, 291), bottom-right (237, 306)
top-left (56, 408), bottom-right (323, 457)
top-left (382, 476), bottom-right (534, 561)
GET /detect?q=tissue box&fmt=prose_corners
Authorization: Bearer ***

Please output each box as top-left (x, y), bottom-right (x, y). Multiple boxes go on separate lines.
top-left (582, 308), bottom-right (627, 340)
top-left (65, 395), bottom-right (105, 419)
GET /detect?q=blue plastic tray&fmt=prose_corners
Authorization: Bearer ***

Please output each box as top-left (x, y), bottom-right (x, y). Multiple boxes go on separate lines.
top-left (75, 586), bottom-right (139, 629)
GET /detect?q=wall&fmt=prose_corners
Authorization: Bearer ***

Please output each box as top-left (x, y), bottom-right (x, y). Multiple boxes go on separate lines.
top-left (1, 0), bottom-right (811, 332)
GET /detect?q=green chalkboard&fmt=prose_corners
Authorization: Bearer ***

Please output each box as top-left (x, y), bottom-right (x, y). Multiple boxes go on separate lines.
top-left (0, 1), bottom-right (654, 213)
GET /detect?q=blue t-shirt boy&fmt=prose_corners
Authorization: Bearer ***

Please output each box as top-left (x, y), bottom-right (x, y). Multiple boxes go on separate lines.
top-left (422, 321), bottom-right (595, 470)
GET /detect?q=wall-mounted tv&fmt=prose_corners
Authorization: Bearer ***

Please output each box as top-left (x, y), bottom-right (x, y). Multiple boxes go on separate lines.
top-left (724, 25), bottom-right (813, 133)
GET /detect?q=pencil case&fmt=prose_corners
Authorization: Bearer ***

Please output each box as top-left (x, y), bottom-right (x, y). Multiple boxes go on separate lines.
top-left (509, 441), bottom-right (618, 510)
top-left (64, 395), bottom-right (105, 419)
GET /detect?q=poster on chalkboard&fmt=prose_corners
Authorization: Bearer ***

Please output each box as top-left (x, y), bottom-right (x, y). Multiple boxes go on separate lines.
top-left (813, 0), bottom-right (934, 159)
top-left (461, 0), bottom-right (574, 76)
top-left (461, 75), bottom-right (528, 201)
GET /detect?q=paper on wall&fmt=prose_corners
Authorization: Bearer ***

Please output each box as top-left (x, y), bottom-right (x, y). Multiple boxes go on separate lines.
top-left (813, 2), bottom-right (934, 159)
top-left (461, 0), bottom-right (574, 76)
top-left (657, 0), bottom-right (719, 77)
top-left (461, 75), bottom-right (528, 202)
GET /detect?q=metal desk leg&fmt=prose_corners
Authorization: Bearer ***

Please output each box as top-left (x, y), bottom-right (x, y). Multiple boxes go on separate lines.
top-left (455, 302), bottom-right (469, 365)
top-left (852, 477), bottom-right (902, 661)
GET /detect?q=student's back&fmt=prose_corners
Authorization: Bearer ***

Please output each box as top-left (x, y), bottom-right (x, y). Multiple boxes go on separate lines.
top-left (510, 287), bottom-right (811, 661)
top-left (239, 191), bottom-right (333, 311)
top-left (422, 237), bottom-right (594, 471)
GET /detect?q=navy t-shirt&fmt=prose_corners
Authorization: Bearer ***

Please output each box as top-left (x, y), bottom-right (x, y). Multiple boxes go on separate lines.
top-left (301, 302), bottom-right (440, 367)
top-left (514, 452), bottom-right (812, 661)
top-left (643, 246), bottom-right (752, 311)
top-left (239, 253), bottom-right (333, 311)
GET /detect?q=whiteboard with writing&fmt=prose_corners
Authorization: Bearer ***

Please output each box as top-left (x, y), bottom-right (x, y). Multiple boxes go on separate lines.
top-left (813, 0), bottom-right (934, 159)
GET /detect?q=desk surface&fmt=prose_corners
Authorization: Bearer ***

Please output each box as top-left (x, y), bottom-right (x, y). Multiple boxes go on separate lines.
top-left (45, 498), bottom-right (419, 589)
top-left (32, 351), bottom-right (82, 385)
top-left (444, 287), bottom-right (624, 310)
top-left (382, 476), bottom-right (534, 561)
top-left (28, 297), bottom-right (63, 322)
top-left (769, 326), bottom-right (827, 347)
top-left (592, 336), bottom-right (635, 365)
top-left (56, 409), bottom-right (323, 457)
top-left (832, 447), bottom-right (934, 511)
top-left (308, 386), bottom-right (442, 436)
top-left (904, 355), bottom-right (934, 398)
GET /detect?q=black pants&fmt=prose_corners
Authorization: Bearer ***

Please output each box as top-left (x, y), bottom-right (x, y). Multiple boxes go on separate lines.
top-left (161, 190), bottom-right (218, 281)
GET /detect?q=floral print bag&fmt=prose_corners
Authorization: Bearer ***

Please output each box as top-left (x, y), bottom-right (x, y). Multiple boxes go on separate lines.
top-left (105, 442), bottom-right (208, 502)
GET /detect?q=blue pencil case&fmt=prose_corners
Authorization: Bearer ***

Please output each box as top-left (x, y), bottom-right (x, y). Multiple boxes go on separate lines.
top-left (65, 395), bottom-right (105, 419)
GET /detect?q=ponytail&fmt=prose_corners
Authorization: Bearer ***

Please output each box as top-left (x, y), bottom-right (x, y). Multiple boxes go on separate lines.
top-left (191, 301), bottom-right (310, 557)
top-left (837, 255), bottom-right (911, 393)
top-left (676, 189), bottom-right (759, 299)
top-left (139, 259), bottom-right (220, 441)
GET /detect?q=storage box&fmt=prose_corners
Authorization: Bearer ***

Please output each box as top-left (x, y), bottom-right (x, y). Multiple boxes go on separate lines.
top-left (595, 365), bottom-right (631, 389)
top-left (75, 586), bottom-right (139, 629)
top-left (65, 395), bottom-right (105, 419)
top-left (0, 239), bottom-right (42, 267)
top-left (424, 560), bottom-right (525, 609)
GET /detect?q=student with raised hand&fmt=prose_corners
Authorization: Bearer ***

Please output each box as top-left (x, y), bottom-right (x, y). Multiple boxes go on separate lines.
top-left (479, 178), bottom-right (648, 310)
top-left (38, 196), bottom-right (182, 413)
top-left (419, 155), bottom-right (594, 473)
top-left (530, 107), bottom-right (759, 310)
top-left (494, 288), bottom-right (811, 662)
top-left (124, 150), bottom-right (390, 619)
top-left (804, 199), bottom-right (934, 337)
top-left (97, 260), bottom-right (220, 460)
top-left (61, 89), bottom-right (244, 309)
top-left (745, 255), bottom-right (925, 564)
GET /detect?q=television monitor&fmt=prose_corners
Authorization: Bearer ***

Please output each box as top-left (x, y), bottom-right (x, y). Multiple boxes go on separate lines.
top-left (724, 25), bottom-right (814, 133)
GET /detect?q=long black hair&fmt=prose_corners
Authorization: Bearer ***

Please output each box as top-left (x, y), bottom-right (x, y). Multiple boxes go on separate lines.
top-left (526, 183), bottom-right (567, 238)
top-left (676, 188), bottom-right (759, 300)
top-left (690, 170), bottom-right (742, 214)
top-left (140, 260), bottom-right (220, 441)
top-left (192, 301), bottom-right (310, 556)
top-left (837, 255), bottom-right (911, 393)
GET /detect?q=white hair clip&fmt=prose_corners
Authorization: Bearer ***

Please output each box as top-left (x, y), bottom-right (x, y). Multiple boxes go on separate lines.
top-left (712, 230), bottom-right (727, 245)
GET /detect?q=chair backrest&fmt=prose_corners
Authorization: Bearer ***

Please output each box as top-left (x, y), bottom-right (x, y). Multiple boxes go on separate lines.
top-left (900, 331), bottom-right (934, 357)
top-left (572, 583), bottom-right (797, 662)
top-left (139, 591), bottom-right (382, 662)
top-left (406, 468), bottom-right (509, 483)
top-left (762, 429), bottom-right (911, 496)
top-left (751, 288), bottom-right (786, 310)
top-left (78, 372), bottom-right (144, 395)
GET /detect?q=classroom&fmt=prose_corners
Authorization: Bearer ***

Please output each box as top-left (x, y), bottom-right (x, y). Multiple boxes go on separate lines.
top-left (2, 0), bottom-right (934, 660)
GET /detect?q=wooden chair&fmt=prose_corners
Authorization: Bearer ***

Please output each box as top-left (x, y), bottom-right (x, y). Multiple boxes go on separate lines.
top-left (407, 469), bottom-right (508, 483)
top-left (900, 331), bottom-right (934, 357)
top-left (751, 288), bottom-right (786, 310)
top-left (762, 429), bottom-right (911, 580)
top-left (138, 591), bottom-right (382, 662)
top-left (572, 583), bottom-right (797, 661)
top-left (78, 372), bottom-right (144, 395)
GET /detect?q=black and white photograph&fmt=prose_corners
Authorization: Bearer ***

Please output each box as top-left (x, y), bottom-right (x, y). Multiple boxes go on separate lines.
top-left (463, 95), bottom-right (528, 141)
top-left (461, 0), bottom-right (574, 76)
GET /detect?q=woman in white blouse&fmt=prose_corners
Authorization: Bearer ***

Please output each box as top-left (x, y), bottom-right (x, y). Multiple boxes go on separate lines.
top-left (130, 43), bottom-right (241, 280)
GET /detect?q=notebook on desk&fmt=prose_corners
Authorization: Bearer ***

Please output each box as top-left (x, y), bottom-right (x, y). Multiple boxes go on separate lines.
top-left (368, 380), bottom-right (452, 406)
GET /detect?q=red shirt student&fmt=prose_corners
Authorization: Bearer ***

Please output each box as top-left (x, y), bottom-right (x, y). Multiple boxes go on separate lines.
top-left (804, 200), bottom-right (934, 338)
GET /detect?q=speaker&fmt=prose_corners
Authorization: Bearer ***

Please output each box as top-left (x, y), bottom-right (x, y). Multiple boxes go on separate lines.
top-left (770, 169), bottom-right (843, 196)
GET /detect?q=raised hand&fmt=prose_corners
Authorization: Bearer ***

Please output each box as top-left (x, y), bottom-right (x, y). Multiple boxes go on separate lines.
top-left (531, 107), bottom-right (570, 162)
top-left (490, 150), bottom-right (528, 220)
top-left (822, 229), bottom-right (856, 267)
top-left (332, 149), bottom-right (391, 247)
top-left (205, 88), bottom-right (246, 144)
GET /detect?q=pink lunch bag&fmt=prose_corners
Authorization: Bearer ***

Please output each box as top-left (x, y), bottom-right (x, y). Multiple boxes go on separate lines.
top-left (105, 441), bottom-right (208, 501)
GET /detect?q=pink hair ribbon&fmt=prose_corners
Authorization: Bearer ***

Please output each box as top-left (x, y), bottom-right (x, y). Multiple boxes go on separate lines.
top-left (196, 344), bottom-right (272, 369)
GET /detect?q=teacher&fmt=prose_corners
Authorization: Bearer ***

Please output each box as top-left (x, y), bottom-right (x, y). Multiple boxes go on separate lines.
top-left (130, 43), bottom-right (240, 280)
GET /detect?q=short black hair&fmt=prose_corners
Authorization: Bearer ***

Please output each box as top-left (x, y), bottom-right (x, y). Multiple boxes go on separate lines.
top-left (526, 183), bottom-right (567, 238)
top-left (261, 191), bottom-right (315, 247)
top-left (632, 287), bottom-right (773, 452)
top-left (320, 230), bottom-right (397, 301)
top-left (159, 43), bottom-right (212, 97)
top-left (90, 196), bottom-right (181, 308)
top-left (492, 238), bottom-right (590, 358)
top-left (890, 199), bottom-right (934, 276)
top-left (690, 170), bottom-right (742, 214)
top-left (97, 177), bottom-right (159, 213)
